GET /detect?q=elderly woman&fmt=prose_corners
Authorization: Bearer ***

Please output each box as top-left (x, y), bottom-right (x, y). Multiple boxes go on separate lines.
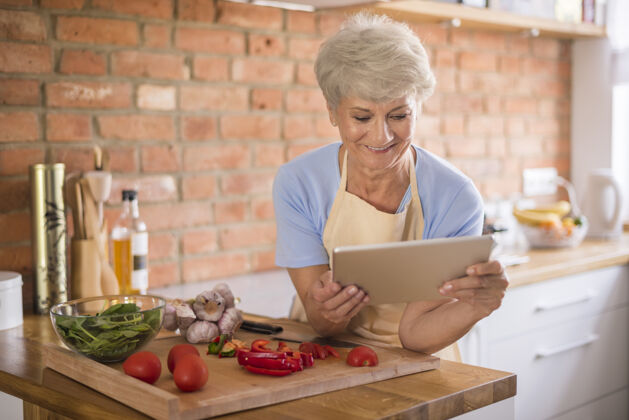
top-left (273, 13), bottom-right (508, 360)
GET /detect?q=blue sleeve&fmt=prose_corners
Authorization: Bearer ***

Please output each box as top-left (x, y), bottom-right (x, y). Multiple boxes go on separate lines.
top-left (273, 166), bottom-right (330, 268)
top-left (430, 180), bottom-right (484, 238)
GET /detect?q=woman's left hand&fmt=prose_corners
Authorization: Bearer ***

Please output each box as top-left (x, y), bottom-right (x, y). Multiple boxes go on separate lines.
top-left (438, 260), bottom-right (509, 318)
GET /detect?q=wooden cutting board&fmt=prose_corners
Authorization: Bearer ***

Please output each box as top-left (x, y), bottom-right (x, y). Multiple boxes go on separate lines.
top-left (44, 319), bottom-right (439, 420)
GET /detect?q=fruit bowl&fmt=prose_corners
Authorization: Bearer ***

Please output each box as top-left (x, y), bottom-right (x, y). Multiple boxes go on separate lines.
top-left (519, 216), bottom-right (588, 248)
top-left (50, 295), bottom-right (165, 363)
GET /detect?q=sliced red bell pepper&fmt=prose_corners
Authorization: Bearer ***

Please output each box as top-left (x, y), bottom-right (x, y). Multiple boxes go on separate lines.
top-left (236, 350), bottom-right (286, 359)
top-left (238, 353), bottom-right (292, 370)
top-left (323, 345), bottom-right (340, 358)
top-left (312, 343), bottom-right (327, 360)
top-left (284, 356), bottom-right (303, 372)
top-left (299, 342), bottom-right (315, 355)
top-left (300, 352), bottom-right (314, 367)
top-left (251, 339), bottom-right (273, 352)
top-left (244, 365), bottom-right (292, 377)
top-left (276, 341), bottom-right (293, 353)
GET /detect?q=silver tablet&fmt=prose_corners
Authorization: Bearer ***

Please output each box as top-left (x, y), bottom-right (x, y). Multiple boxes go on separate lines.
top-left (332, 235), bottom-right (496, 305)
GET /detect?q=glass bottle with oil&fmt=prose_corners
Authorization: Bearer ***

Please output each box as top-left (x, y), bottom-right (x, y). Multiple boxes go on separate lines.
top-left (111, 190), bottom-right (148, 294)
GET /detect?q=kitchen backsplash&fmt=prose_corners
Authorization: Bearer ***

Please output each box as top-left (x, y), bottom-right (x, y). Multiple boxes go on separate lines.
top-left (0, 0), bottom-right (571, 302)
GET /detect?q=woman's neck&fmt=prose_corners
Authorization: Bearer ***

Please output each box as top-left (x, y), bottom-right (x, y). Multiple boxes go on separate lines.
top-left (340, 145), bottom-right (415, 213)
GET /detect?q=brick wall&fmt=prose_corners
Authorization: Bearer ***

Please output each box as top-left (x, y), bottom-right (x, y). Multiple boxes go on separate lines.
top-left (0, 0), bottom-right (571, 303)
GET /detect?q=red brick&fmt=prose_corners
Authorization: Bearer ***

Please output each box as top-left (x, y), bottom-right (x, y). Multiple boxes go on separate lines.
top-left (450, 28), bottom-right (473, 48)
top-left (315, 116), bottom-right (338, 139)
top-left (528, 118), bottom-right (561, 136)
top-left (442, 95), bottom-right (483, 114)
top-left (544, 137), bottom-right (570, 155)
top-left (532, 38), bottom-right (562, 59)
top-left (521, 57), bottom-right (559, 76)
top-left (255, 143), bottom-right (285, 167)
top-left (98, 115), bottom-right (175, 141)
top-left (148, 261), bottom-right (179, 288)
top-left (183, 253), bottom-right (249, 283)
top-left (110, 175), bottom-right (177, 203)
top-left (481, 177), bottom-right (521, 198)
top-left (423, 94), bottom-right (441, 115)
top-left (143, 24), bottom-right (170, 48)
top-left (285, 89), bottom-right (326, 113)
top-left (216, 1), bottom-right (281, 30)
top-left (183, 144), bottom-right (249, 170)
top-left (46, 82), bottom-right (131, 109)
top-left (0, 180), bottom-right (28, 212)
top-left (466, 116), bottom-right (504, 137)
top-left (214, 200), bottom-right (247, 223)
top-left (41, 0), bottom-right (84, 9)
top-left (140, 202), bottom-right (212, 231)
top-left (0, 42), bottom-right (51, 73)
top-left (92, 0), bottom-right (173, 19)
top-left (504, 97), bottom-right (537, 115)
top-left (252, 197), bottom-right (274, 220)
top-left (296, 62), bottom-right (316, 86)
top-left (149, 232), bottom-right (177, 260)
top-left (249, 33), bottom-right (285, 57)
top-left (59, 49), bottom-right (106, 76)
top-left (0, 79), bottom-right (39, 105)
top-left (0, 147), bottom-right (43, 175)
top-left (232, 58), bottom-right (293, 84)
top-left (509, 138), bottom-right (545, 157)
top-left (112, 51), bottom-right (185, 80)
top-left (318, 12), bottom-right (344, 36)
top-left (474, 31), bottom-right (506, 51)
top-left (435, 49), bottom-right (455, 68)
top-left (0, 10), bottom-right (45, 41)
top-left (449, 158), bottom-right (502, 178)
top-left (0, 245), bottom-right (31, 275)
top-left (52, 147), bottom-right (94, 172)
top-left (220, 223), bottom-right (276, 249)
top-left (532, 80), bottom-right (568, 98)
top-left (178, 0), bottom-right (215, 21)
top-left (137, 84), bottom-right (176, 110)
top-left (284, 115), bottom-right (314, 141)
top-left (182, 174), bottom-right (216, 199)
top-left (287, 141), bottom-right (330, 160)
top-left (441, 115), bottom-right (464, 136)
top-left (252, 88), bottom-right (282, 111)
top-left (252, 248), bottom-right (276, 272)
top-left (193, 56), bottom-right (228, 81)
top-left (506, 117), bottom-right (526, 137)
top-left (484, 95), bottom-right (501, 115)
top-left (182, 229), bottom-right (217, 255)
top-left (445, 138), bottom-right (487, 158)
top-left (181, 116), bottom-right (216, 141)
top-left (522, 157), bottom-right (569, 175)
top-left (0, 212), bottom-right (30, 243)
top-left (506, 35), bottom-right (530, 55)
top-left (180, 85), bottom-right (248, 111)
top-left (221, 171), bottom-right (275, 195)
top-left (46, 113), bottom-right (91, 142)
top-left (410, 23), bottom-right (448, 46)
top-left (458, 72), bottom-right (506, 94)
top-left (459, 51), bottom-right (497, 72)
top-left (288, 37), bottom-right (322, 60)
top-left (175, 27), bottom-right (245, 54)
top-left (420, 138), bottom-right (445, 157)
top-left (499, 56), bottom-right (520, 74)
top-left (417, 115), bottom-right (440, 138)
top-left (287, 10), bottom-right (316, 34)
top-left (141, 144), bottom-right (179, 172)
top-left (220, 115), bottom-right (280, 140)
top-left (56, 16), bottom-right (138, 46)
top-left (0, 111), bottom-right (38, 142)
top-left (434, 68), bottom-right (456, 93)
top-left (106, 146), bottom-right (137, 173)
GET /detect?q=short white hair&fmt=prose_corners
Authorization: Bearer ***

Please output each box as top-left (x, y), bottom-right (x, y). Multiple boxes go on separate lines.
top-left (315, 12), bottom-right (436, 109)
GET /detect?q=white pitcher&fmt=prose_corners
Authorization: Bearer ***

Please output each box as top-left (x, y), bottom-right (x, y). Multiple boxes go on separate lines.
top-left (582, 169), bottom-right (624, 238)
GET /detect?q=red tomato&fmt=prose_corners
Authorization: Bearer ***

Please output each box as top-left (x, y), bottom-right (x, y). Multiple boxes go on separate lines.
top-left (346, 346), bottom-right (378, 367)
top-left (122, 351), bottom-right (162, 384)
top-left (173, 354), bottom-right (208, 392)
top-left (167, 344), bottom-right (200, 374)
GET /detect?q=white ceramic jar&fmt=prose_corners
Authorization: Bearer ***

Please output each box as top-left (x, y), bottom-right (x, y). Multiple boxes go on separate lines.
top-left (0, 271), bottom-right (23, 330)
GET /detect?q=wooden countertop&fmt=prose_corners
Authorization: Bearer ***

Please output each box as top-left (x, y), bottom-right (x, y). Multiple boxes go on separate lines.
top-left (0, 316), bottom-right (515, 420)
top-left (505, 233), bottom-right (629, 288)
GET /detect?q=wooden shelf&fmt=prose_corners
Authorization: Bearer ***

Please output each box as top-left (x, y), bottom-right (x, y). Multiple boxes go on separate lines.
top-left (340, 1), bottom-right (606, 39)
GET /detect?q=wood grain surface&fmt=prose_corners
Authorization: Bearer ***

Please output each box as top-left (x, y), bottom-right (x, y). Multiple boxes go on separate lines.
top-left (44, 319), bottom-right (440, 420)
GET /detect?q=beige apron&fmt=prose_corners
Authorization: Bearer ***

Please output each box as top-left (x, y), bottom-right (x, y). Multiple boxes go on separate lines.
top-left (290, 147), bottom-right (460, 361)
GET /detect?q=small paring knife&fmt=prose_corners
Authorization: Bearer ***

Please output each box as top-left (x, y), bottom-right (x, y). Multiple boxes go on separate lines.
top-left (240, 320), bottom-right (358, 348)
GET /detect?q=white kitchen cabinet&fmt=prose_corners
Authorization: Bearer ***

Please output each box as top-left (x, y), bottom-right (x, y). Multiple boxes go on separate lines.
top-left (459, 264), bottom-right (629, 420)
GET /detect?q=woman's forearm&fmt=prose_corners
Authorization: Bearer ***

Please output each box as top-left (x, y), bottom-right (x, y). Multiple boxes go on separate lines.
top-left (399, 300), bottom-right (485, 354)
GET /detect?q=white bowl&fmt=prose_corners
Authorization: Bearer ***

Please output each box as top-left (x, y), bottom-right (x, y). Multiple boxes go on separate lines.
top-left (519, 217), bottom-right (588, 249)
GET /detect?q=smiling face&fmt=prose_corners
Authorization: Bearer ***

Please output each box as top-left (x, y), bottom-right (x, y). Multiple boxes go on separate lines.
top-left (330, 96), bottom-right (417, 174)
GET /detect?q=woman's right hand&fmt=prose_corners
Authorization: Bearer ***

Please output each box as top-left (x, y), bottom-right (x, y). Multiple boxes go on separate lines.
top-left (308, 270), bottom-right (370, 327)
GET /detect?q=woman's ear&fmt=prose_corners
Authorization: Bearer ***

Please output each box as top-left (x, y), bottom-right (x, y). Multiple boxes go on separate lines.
top-left (326, 102), bottom-right (337, 127)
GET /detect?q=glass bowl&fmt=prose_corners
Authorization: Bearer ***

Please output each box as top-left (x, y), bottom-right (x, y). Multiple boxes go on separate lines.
top-left (50, 295), bottom-right (165, 363)
top-left (519, 216), bottom-right (588, 249)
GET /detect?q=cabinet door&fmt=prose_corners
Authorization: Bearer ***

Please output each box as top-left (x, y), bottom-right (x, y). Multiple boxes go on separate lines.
top-left (549, 387), bottom-right (628, 420)
top-left (487, 306), bottom-right (629, 420)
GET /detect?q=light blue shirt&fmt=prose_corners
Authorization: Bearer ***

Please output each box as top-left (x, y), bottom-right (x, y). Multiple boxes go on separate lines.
top-left (273, 142), bottom-right (484, 268)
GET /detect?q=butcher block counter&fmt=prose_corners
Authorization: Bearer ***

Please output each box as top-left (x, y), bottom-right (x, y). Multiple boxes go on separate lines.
top-left (0, 316), bottom-right (515, 420)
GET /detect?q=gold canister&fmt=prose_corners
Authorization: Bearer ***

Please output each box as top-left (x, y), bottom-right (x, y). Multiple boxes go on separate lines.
top-left (30, 163), bottom-right (68, 314)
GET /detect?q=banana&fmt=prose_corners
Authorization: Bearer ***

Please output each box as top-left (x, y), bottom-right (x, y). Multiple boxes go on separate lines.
top-left (513, 208), bottom-right (562, 226)
top-left (525, 200), bottom-right (571, 217)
